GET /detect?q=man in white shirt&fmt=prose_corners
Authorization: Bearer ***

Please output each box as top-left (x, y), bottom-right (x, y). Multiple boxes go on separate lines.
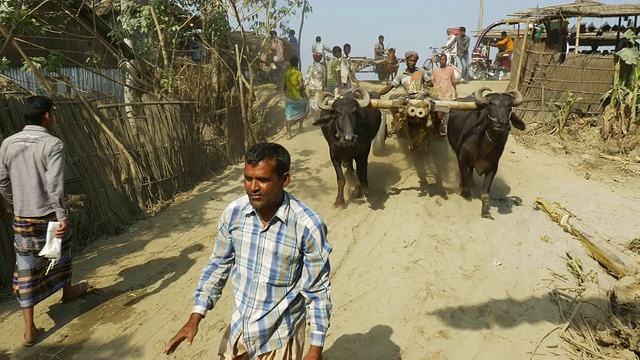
top-left (311, 36), bottom-right (332, 65)
top-left (441, 28), bottom-right (458, 66)
top-left (340, 43), bottom-right (357, 89)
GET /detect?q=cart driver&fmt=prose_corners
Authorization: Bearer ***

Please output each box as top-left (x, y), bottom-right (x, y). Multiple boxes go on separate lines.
top-left (379, 51), bottom-right (431, 135)
top-left (379, 51), bottom-right (430, 99)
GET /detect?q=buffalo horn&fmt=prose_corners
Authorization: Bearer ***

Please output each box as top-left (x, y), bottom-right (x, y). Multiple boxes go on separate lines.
top-left (352, 87), bottom-right (371, 107)
top-left (507, 90), bottom-right (523, 106)
top-left (474, 87), bottom-right (492, 106)
top-left (317, 92), bottom-right (334, 110)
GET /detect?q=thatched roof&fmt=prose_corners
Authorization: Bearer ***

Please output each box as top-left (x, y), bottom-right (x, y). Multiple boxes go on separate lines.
top-left (510, 1), bottom-right (640, 20)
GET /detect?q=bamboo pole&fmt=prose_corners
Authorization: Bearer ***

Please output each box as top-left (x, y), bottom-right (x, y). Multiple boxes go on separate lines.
top-left (575, 16), bottom-right (582, 54)
top-left (97, 101), bottom-right (197, 109)
top-left (323, 98), bottom-right (480, 111)
top-left (534, 198), bottom-right (640, 278)
top-left (514, 19), bottom-right (531, 91)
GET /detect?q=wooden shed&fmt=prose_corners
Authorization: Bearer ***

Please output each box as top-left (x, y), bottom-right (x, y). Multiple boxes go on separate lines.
top-left (505, 1), bottom-right (640, 133)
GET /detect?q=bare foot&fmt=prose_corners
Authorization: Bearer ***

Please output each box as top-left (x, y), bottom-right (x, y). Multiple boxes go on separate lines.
top-left (23, 326), bottom-right (43, 347)
top-left (61, 281), bottom-right (90, 303)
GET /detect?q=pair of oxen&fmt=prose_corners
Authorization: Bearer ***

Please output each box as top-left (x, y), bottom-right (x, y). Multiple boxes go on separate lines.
top-left (312, 87), bottom-right (525, 219)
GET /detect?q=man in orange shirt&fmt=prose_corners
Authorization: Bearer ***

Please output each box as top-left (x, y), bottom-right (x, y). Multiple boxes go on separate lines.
top-left (490, 31), bottom-right (514, 68)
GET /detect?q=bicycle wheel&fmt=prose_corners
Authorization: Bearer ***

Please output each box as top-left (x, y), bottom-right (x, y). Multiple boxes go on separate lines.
top-left (468, 61), bottom-right (486, 81)
top-left (422, 59), bottom-right (433, 72)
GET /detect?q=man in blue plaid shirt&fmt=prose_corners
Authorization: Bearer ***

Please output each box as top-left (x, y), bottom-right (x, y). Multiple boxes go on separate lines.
top-left (164, 143), bottom-right (332, 360)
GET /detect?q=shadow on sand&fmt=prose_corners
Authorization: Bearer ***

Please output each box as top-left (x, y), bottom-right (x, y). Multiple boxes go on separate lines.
top-left (324, 325), bottom-right (402, 360)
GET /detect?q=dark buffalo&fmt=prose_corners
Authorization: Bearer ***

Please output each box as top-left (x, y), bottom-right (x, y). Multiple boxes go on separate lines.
top-left (314, 88), bottom-right (382, 208)
top-left (447, 87), bottom-right (525, 219)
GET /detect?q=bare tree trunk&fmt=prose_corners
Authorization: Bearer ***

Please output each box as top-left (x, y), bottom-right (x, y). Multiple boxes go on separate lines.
top-left (149, 2), bottom-right (170, 70)
top-left (297, 0), bottom-right (308, 70)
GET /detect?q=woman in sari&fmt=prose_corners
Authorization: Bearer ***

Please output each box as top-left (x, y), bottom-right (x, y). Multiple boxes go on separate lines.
top-left (283, 56), bottom-right (309, 139)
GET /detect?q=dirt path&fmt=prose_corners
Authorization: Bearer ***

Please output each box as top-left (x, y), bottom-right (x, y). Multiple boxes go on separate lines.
top-left (2, 81), bottom-right (640, 360)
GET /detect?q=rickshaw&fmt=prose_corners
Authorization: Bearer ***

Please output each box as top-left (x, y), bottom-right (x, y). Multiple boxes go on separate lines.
top-left (468, 20), bottom-right (525, 81)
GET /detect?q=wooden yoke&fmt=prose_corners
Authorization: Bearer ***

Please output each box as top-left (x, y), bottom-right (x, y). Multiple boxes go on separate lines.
top-left (320, 97), bottom-right (479, 113)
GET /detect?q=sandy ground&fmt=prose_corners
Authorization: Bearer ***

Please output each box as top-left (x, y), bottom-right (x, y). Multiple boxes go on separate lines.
top-left (2, 80), bottom-right (640, 360)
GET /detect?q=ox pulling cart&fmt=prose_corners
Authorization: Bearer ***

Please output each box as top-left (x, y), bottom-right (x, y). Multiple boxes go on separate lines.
top-left (350, 56), bottom-right (403, 82)
top-left (317, 89), bottom-right (478, 155)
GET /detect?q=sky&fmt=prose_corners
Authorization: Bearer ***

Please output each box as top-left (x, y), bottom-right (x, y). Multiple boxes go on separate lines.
top-left (290, 0), bottom-right (632, 78)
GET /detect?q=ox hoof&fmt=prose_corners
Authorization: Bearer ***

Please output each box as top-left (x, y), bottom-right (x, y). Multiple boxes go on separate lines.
top-left (333, 200), bottom-right (346, 209)
top-left (460, 189), bottom-right (471, 199)
top-left (481, 212), bottom-right (495, 220)
top-left (351, 186), bottom-right (365, 199)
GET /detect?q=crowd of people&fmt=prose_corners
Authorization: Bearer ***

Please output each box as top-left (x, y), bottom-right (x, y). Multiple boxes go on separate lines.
top-left (262, 28), bottom-right (476, 140)
top-left (267, 34), bottom-right (361, 139)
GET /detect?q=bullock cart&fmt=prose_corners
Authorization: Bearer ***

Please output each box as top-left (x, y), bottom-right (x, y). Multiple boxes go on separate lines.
top-left (317, 90), bottom-right (478, 155)
top-left (351, 57), bottom-right (403, 82)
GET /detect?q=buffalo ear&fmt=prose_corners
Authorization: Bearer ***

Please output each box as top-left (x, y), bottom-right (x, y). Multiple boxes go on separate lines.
top-left (312, 114), bottom-right (333, 127)
top-left (510, 113), bottom-right (525, 130)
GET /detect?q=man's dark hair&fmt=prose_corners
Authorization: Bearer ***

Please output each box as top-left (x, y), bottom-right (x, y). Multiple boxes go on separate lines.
top-left (378, 35), bottom-right (384, 40)
top-left (245, 143), bottom-right (291, 178)
top-left (269, 30), bottom-right (277, 37)
top-left (460, 26), bottom-right (466, 33)
top-left (332, 46), bottom-right (342, 54)
top-left (290, 56), bottom-right (299, 67)
top-left (343, 43), bottom-right (351, 49)
top-left (501, 31), bottom-right (507, 37)
top-left (24, 95), bottom-right (53, 126)
top-left (315, 36), bottom-right (321, 42)
top-left (289, 29), bottom-right (295, 36)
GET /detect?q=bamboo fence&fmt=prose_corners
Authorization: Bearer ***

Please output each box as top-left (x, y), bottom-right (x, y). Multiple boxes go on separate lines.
top-left (0, 89), bottom-right (246, 295)
top-left (509, 40), bottom-right (615, 133)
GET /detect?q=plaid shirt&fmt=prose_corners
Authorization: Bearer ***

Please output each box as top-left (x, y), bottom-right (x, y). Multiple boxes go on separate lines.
top-left (305, 62), bottom-right (326, 92)
top-left (193, 191), bottom-right (332, 357)
top-left (0, 125), bottom-right (67, 220)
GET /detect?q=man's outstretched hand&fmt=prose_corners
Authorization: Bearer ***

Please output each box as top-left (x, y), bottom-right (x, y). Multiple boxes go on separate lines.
top-left (163, 313), bottom-right (203, 355)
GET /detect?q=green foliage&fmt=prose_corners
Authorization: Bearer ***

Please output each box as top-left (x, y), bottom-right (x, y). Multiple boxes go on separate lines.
top-left (0, 0), bottom-right (42, 33)
top-left (160, 68), bottom-right (174, 89)
top-left (0, 57), bottom-right (10, 72)
top-left (611, 29), bottom-right (640, 124)
top-left (85, 51), bottom-right (102, 69)
top-left (45, 51), bottom-right (64, 73)
top-left (20, 56), bottom-right (45, 72)
top-left (18, 51), bottom-right (65, 74)
top-left (549, 91), bottom-right (583, 139)
top-left (616, 29), bottom-right (639, 66)
top-left (238, 0), bottom-right (311, 36)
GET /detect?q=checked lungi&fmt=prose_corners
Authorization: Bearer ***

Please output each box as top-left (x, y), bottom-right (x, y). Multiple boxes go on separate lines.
top-left (12, 213), bottom-right (72, 308)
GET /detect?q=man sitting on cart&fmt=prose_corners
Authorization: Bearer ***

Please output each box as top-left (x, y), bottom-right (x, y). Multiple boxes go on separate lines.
top-left (490, 31), bottom-right (514, 68)
top-left (379, 51), bottom-right (431, 134)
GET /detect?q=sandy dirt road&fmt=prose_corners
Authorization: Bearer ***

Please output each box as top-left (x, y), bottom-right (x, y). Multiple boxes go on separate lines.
top-left (1, 81), bottom-right (640, 360)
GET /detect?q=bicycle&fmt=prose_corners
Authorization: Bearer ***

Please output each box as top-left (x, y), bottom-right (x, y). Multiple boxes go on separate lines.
top-left (422, 47), bottom-right (441, 72)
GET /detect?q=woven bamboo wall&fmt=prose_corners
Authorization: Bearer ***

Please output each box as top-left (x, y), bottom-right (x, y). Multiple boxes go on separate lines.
top-left (0, 91), bottom-right (243, 295)
top-left (510, 40), bottom-right (614, 130)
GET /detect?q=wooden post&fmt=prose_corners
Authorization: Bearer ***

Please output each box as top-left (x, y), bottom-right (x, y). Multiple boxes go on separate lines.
top-left (514, 19), bottom-right (530, 91)
top-left (575, 16), bottom-right (582, 54)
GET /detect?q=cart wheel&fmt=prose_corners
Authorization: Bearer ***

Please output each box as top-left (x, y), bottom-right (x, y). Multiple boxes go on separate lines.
top-left (468, 62), bottom-right (486, 81)
top-left (372, 113), bottom-right (387, 156)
